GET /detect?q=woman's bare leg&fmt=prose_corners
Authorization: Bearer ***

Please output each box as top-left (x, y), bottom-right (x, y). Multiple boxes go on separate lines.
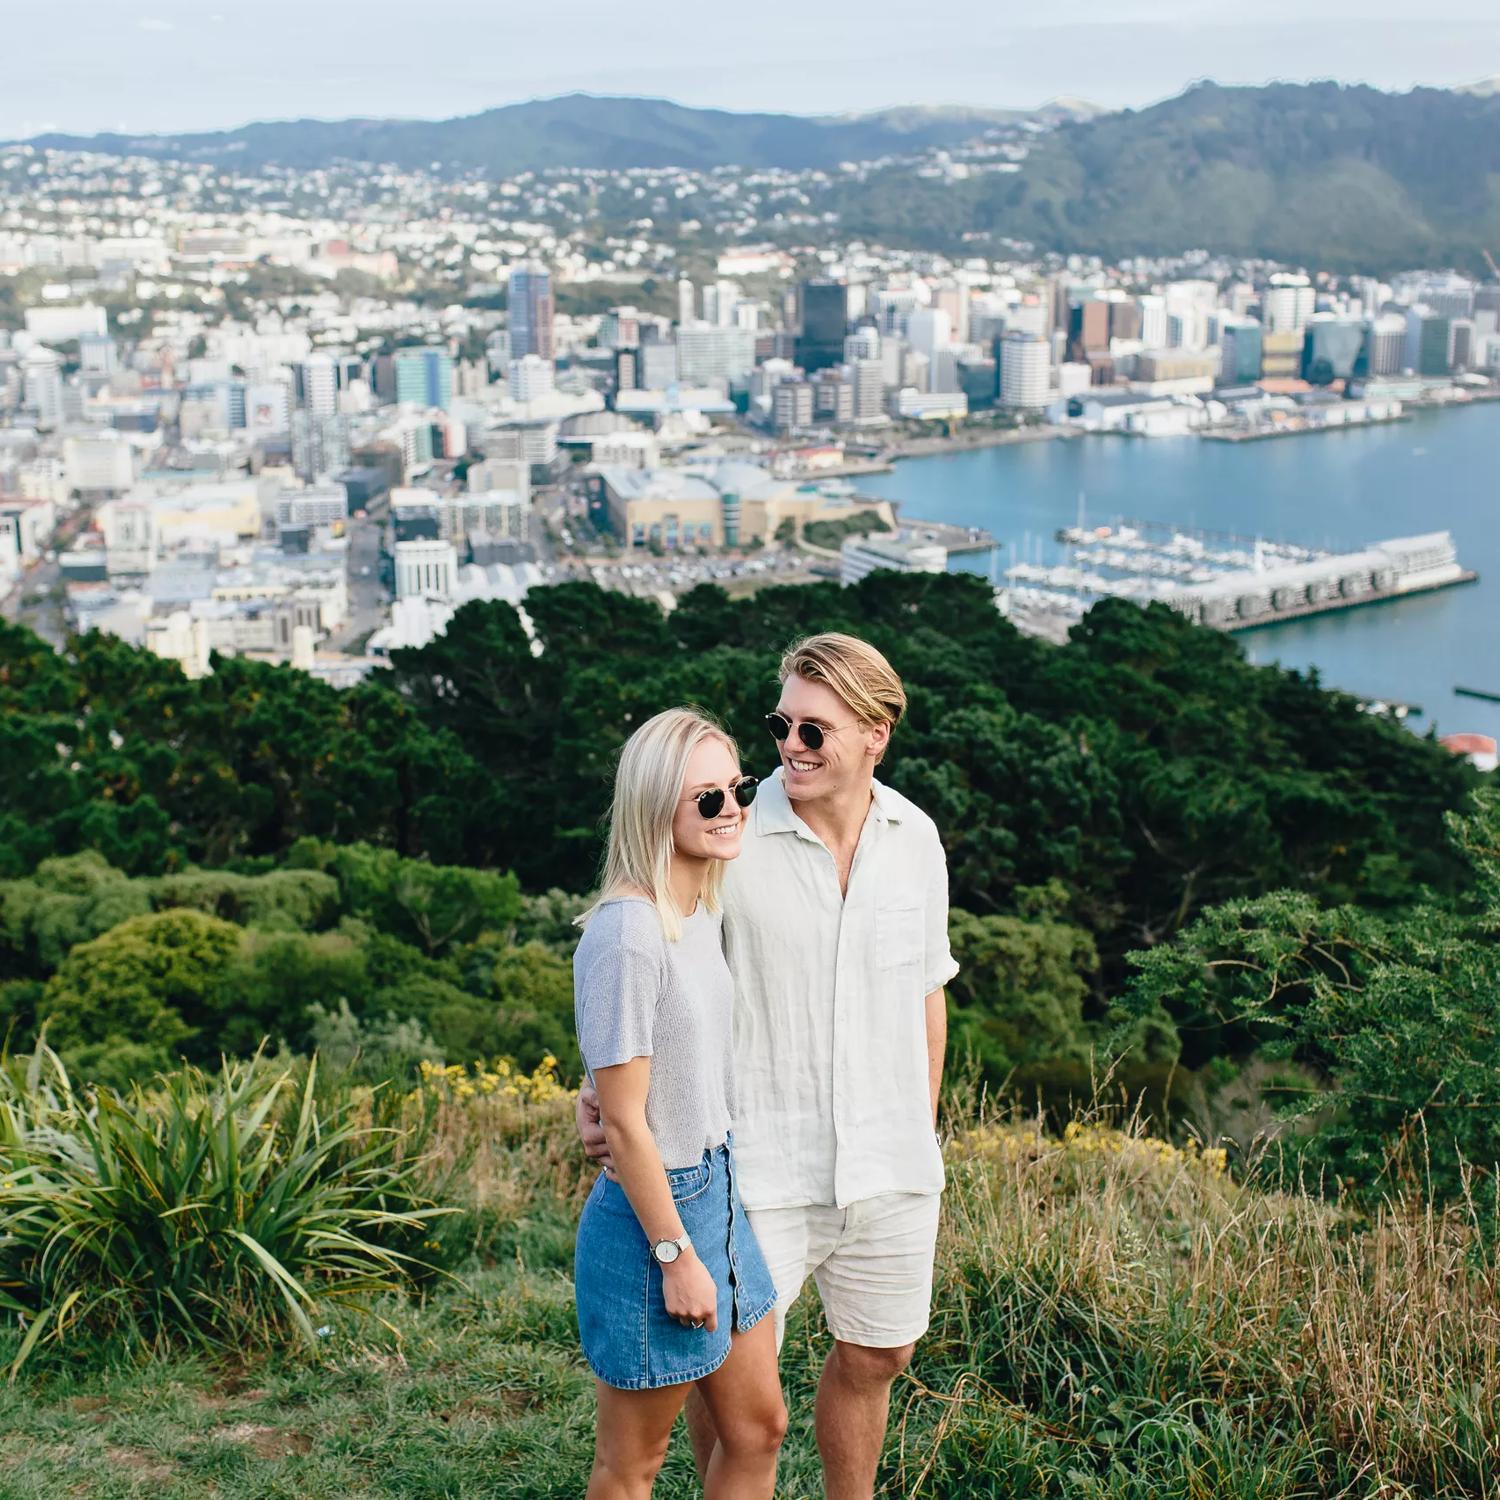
top-left (587, 1379), bottom-right (692, 1499)
top-left (694, 1320), bottom-right (787, 1499)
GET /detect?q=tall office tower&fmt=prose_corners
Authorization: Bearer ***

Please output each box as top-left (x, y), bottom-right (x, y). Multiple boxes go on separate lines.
top-left (1403, 308), bottom-right (1452, 376)
top-left (509, 262), bottom-right (555, 360)
top-left (1108, 301), bottom-right (1142, 342)
top-left (772, 379), bottom-right (814, 433)
top-left (1263, 276), bottom-right (1316, 333)
top-left (701, 280), bottom-right (741, 327)
top-left (1137, 294), bottom-right (1168, 347)
top-left (851, 358), bottom-right (886, 424)
top-left (1449, 319), bottom-right (1475, 372)
top-left (932, 280), bottom-right (969, 346)
top-left (676, 326), bottom-right (756, 388)
top-left (905, 308), bottom-right (952, 391)
top-left (871, 286), bottom-right (921, 335)
top-left (844, 325), bottom-right (881, 362)
top-left (292, 353), bottom-right (338, 417)
top-left (639, 338), bottom-right (679, 389)
top-left (796, 280), bottom-right (849, 373)
top-left (21, 348), bottom-right (64, 428)
top-left (1301, 318), bottom-right (1366, 384)
top-left (999, 333), bottom-right (1050, 410)
top-left (613, 348), bottom-right (639, 396)
top-left (1066, 301), bottom-right (1110, 362)
top-left (394, 348), bottom-right (455, 410)
top-left (1218, 320), bottom-right (1263, 384)
top-left (677, 277), bottom-right (695, 328)
top-left (600, 306), bottom-right (641, 350)
top-left (812, 370), bottom-right (855, 423)
top-left (508, 354), bottom-right (555, 403)
top-left (1364, 314), bottom-right (1406, 376)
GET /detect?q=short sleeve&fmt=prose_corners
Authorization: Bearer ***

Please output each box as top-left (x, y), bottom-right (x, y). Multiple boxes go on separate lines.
top-left (923, 834), bottom-right (960, 996)
top-left (576, 933), bottom-right (663, 1073)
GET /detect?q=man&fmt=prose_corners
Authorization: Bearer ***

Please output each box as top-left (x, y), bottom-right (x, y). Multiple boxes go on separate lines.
top-left (578, 632), bottom-right (957, 1500)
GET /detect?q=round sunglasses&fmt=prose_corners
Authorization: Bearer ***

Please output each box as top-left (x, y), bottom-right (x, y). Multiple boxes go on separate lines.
top-left (764, 712), bottom-right (854, 752)
top-left (690, 777), bottom-right (759, 819)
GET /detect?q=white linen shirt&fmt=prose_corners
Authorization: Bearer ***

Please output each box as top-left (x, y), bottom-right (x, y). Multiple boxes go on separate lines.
top-left (721, 768), bottom-right (960, 1211)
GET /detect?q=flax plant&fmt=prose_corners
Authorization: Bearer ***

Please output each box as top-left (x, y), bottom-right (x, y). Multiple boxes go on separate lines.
top-left (0, 1041), bottom-right (452, 1377)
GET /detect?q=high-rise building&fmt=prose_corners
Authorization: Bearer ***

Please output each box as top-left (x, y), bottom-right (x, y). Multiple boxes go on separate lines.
top-left (638, 338), bottom-right (679, 389)
top-left (676, 277), bottom-right (695, 328)
top-left (1403, 309), bottom-right (1451, 376)
top-left (812, 369), bottom-right (855, 424)
top-left (844, 326), bottom-right (881, 362)
top-left (508, 355), bottom-right (555, 403)
top-left (851, 358), bottom-right (886, 424)
top-left (676, 325), bottom-right (757, 388)
top-left (1218, 320), bottom-right (1263, 384)
top-left (1109, 302), bottom-right (1143, 342)
top-left (1450, 319), bottom-right (1475, 372)
top-left (293, 354), bottom-right (338, 418)
top-left (1137, 295), bottom-right (1168, 348)
top-left (247, 381), bottom-right (291, 433)
top-left (21, 348), bottom-right (63, 429)
top-left (999, 333), bottom-right (1050, 410)
top-left (772, 379), bottom-right (814, 432)
top-left (509, 263), bottom-right (555, 361)
top-left (291, 411), bottom-right (351, 482)
top-left (1263, 277), bottom-right (1316, 334)
top-left (394, 348), bottom-right (454, 411)
top-left (1301, 318), bottom-right (1366, 384)
top-left (1363, 315), bottom-right (1406, 376)
top-left (796, 281), bottom-right (849, 374)
top-left (1067, 301), bottom-right (1110, 362)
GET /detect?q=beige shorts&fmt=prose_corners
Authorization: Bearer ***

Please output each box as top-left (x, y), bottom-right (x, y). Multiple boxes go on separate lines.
top-left (748, 1192), bottom-right (941, 1351)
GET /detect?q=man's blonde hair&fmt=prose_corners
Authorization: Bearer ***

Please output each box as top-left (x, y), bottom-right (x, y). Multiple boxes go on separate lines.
top-left (779, 633), bottom-right (907, 730)
top-left (579, 707), bottom-right (739, 942)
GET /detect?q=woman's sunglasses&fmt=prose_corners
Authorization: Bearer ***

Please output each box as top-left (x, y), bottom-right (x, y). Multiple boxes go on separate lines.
top-left (764, 712), bottom-right (849, 752)
top-left (691, 777), bottom-right (759, 819)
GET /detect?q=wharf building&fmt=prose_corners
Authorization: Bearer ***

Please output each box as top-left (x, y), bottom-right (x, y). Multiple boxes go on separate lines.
top-left (839, 533), bottom-right (947, 585)
top-left (1167, 532), bottom-right (1470, 629)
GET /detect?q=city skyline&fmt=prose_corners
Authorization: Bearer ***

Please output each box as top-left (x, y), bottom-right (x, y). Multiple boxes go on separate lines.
top-left (2, 0), bottom-right (1498, 140)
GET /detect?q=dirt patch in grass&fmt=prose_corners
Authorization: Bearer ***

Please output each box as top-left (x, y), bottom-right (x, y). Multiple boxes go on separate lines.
top-left (65, 1396), bottom-right (111, 1424)
top-left (105, 1446), bottom-right (175, 1481)
top-left (210, 1422), bottom-right (312, 1459)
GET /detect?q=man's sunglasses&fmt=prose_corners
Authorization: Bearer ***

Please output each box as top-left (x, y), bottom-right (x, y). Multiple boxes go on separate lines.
top-left (691, 777), bottom-right (759, 819)
top-left (764, 712), bottom-right (849, 752)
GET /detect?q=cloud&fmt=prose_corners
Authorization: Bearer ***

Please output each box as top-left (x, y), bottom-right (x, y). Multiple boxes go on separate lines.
top-left (137, 17), bottom-right (175, 30)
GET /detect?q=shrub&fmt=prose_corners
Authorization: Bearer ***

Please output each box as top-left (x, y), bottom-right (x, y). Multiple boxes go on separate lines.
top-left (0, 1044), bottom-right (451, 1375)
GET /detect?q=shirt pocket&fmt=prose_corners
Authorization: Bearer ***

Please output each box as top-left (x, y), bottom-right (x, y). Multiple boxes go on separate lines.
top-left (875, 904), bottom-right (924, 971)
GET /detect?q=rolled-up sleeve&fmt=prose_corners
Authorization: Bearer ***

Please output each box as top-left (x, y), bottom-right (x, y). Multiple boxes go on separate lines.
top-left (923, 834), bottom-right (960, 996)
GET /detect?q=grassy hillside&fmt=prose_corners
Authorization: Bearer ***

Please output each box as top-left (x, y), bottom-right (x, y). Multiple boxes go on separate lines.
top-left (4, 1075), bottom-right (1498, 1498)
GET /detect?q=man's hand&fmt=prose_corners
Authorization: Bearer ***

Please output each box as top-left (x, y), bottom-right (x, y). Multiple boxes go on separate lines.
top-left (576, 1083), bottom-right (617, 1178)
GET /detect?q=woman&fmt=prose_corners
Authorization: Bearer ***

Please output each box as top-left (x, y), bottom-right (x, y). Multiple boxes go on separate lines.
top-left (573, 708), bottom-right (785, 1499)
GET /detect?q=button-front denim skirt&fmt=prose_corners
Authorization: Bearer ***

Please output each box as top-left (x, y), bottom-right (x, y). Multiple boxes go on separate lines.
top-left (575, 1138), bottom-right (777, 1390)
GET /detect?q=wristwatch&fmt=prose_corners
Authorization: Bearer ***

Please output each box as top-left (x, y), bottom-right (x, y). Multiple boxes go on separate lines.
top-left (652, 1233), bottom-right (692, 1265)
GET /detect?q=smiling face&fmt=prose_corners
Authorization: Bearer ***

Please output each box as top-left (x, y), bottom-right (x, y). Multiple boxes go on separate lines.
top-left (671, 735), bottom-right (747, 865)
top-left (772, 674), bottom-right (889, 805)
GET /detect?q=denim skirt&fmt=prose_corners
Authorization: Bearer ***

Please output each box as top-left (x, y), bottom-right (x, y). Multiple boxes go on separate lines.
top-left (575, 1138), bottom-right (777, 1390)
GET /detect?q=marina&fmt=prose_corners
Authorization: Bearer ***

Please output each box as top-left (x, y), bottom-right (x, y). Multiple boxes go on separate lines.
top-left (1000, 522), bottom-right (1475, 635)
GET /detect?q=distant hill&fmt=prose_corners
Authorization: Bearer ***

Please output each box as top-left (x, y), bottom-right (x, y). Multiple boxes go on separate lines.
top-left (827, 80), bottom-right (1500, 272)
top-left (15, 93), bottom-right (1099, 175)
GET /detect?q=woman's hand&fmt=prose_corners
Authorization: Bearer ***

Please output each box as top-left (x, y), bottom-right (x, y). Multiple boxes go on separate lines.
top-left (661, 1250), bottom-right (719, 1333)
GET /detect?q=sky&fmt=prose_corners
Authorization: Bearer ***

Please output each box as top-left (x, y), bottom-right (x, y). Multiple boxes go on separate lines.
top-left (2, 0), bottom-right (1498, 139)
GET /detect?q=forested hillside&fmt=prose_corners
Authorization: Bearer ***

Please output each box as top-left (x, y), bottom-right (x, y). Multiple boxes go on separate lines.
top-left (4, 570), bottom-right (1491, 1184)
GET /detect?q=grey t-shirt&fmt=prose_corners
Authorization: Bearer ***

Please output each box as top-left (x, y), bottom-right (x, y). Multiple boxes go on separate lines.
top-left (573, 897), bottom-right (735, 1170)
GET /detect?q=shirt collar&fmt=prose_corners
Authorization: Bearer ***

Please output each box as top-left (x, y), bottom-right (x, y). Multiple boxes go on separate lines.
top-left (754, 767), bottom-right (904, 836)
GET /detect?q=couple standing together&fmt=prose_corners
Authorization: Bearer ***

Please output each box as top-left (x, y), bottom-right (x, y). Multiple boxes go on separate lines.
top-left (572, 632), bottom-right (958, 1498)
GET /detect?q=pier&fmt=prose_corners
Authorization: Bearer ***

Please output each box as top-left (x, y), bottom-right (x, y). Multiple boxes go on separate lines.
top-left (1000, 522), bottom-right (1476, 636)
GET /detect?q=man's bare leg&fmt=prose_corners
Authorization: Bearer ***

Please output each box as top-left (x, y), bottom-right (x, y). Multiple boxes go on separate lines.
top-left (813, 1340), bottom-right (914, 1500)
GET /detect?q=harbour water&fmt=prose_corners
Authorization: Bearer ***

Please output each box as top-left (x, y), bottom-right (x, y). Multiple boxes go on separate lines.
top-left (857, 401), bottom-right (1500, 743)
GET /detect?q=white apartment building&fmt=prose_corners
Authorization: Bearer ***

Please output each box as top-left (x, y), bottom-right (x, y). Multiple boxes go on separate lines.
top-left (63, 431), bottom-right (136, 495)
top-left (1000, 334), bottom-right (1051, 410)
top-left (508, 355), bottom-right (556, 403)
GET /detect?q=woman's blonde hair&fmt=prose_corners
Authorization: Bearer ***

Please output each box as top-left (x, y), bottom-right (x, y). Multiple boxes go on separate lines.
top-left (578, 707), bottom-right (740, 942)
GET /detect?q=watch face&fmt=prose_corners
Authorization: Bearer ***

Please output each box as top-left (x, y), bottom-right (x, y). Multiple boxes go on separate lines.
top-left (654, 1239), bottom-right (681, 1264)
